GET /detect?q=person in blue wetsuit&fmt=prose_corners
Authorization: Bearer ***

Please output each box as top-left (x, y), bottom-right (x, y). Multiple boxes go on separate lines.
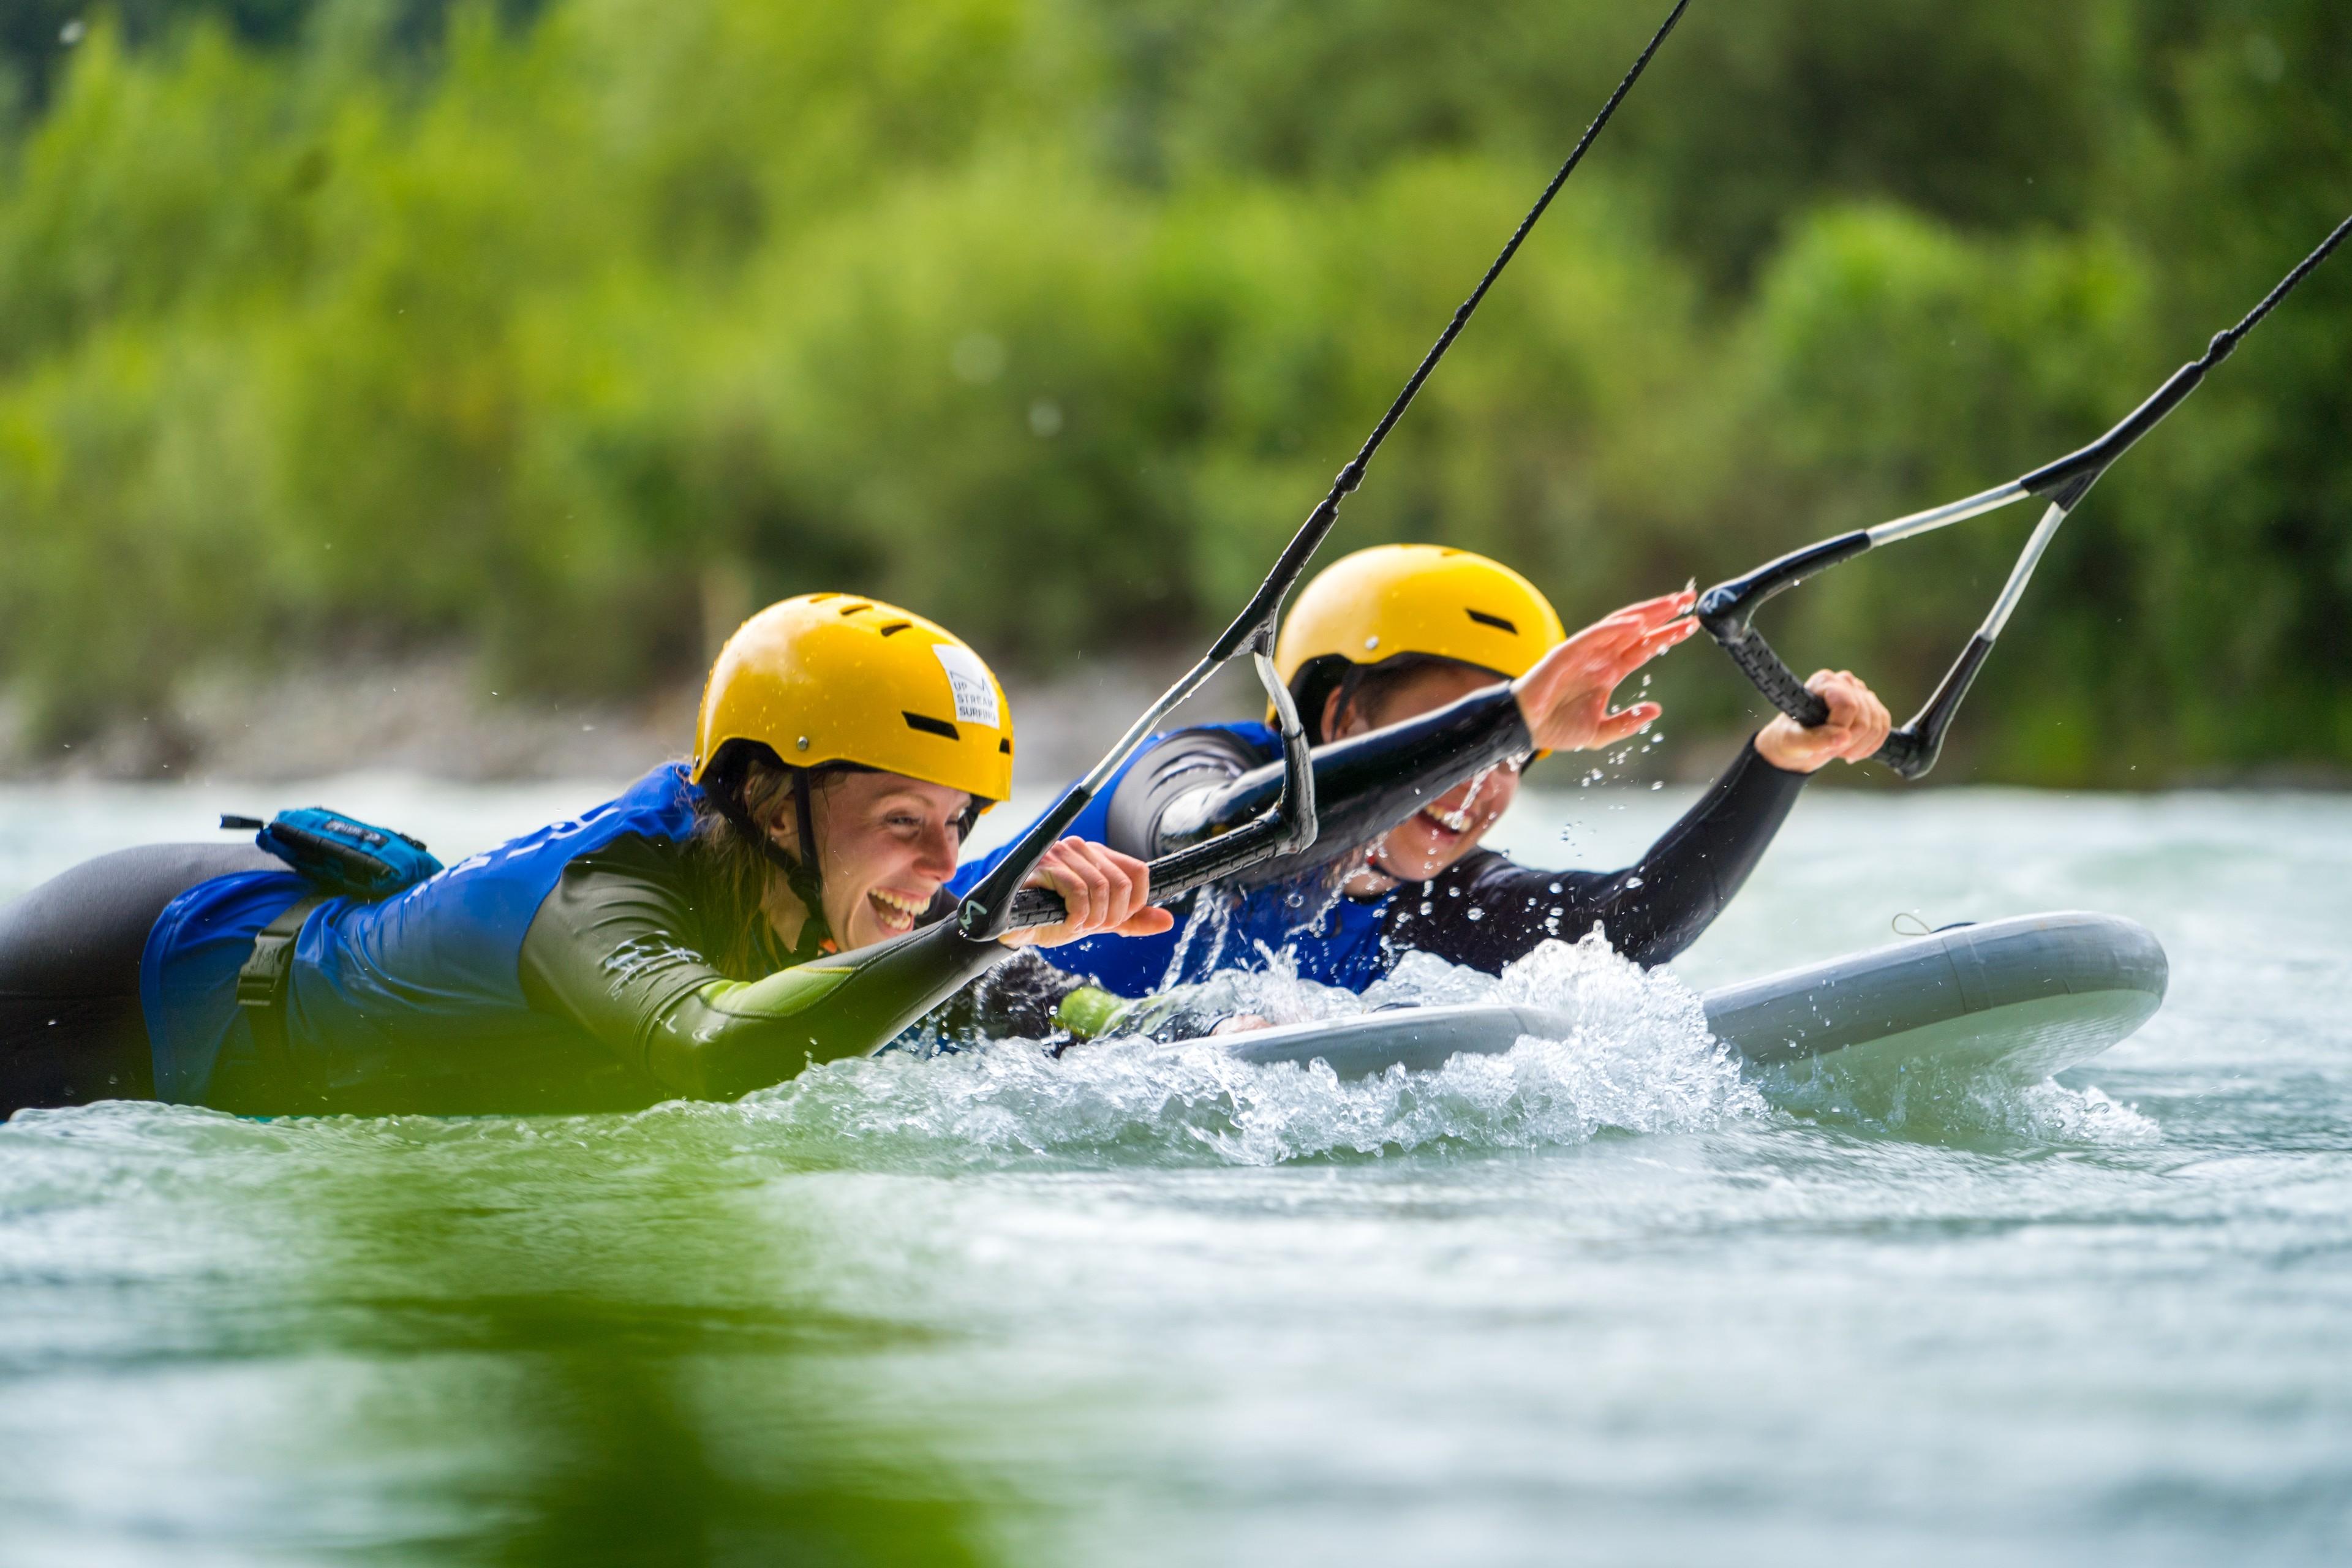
top-left (0, 595), bottom-right (1167, 1118)
top-left (951, 545), bottom-right (1892, 1020)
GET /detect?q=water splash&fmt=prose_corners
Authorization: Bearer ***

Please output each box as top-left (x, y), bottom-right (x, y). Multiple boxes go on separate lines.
top-left (730, 934), bottom-right (1765, 1168)
top-left (0, 941), bottom-right (2152, 1180)
top-left (724, 926), bottom-right (2158, 1165)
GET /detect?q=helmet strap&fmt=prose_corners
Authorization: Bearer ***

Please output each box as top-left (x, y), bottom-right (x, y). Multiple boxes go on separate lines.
top-left (707, 745), bottom-right (834, 956)
top-left (776, 769), bottom-right (832, 953)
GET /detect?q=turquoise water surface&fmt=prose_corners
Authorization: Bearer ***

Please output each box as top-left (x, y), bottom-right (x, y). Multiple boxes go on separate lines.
top-left (2, 777), bottom-right (2348, 1566)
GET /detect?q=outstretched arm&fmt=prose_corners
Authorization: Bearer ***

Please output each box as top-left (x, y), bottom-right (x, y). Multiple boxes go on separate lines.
top-left (1131, 593), bottom-right (1697, 884)
top-left (522, 835), bottom-right (1166, 1099)
top-left (1385, 672), bottom-right (1892, 974)
top-left (1386, 738), bottom-right (1808, 973)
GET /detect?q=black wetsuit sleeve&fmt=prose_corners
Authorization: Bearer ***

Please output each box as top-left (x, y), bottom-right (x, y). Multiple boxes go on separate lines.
top-left (1384, 739), bottom-right (1808, 973)
top-left (519, 835), bottom-right (1015, 1100)
top-left (1105, 684), bottom-right (1532, 887)
top-left (1099, 728), bottom-right (1272, 860)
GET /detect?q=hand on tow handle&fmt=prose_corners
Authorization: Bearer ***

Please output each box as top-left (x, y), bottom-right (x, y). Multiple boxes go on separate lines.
top-left (1755, 670), bottom-right (1893, 773)
top-left (1000, 838), bottom-right (1177, 949)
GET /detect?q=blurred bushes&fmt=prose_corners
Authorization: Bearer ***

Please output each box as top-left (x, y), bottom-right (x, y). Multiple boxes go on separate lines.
top-left (0, 0), bottom-right (2346, 781)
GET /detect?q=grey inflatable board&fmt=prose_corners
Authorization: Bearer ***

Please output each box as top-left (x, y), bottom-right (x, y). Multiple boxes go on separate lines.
top-left (1212, 910), bottom-right (2168, 1082)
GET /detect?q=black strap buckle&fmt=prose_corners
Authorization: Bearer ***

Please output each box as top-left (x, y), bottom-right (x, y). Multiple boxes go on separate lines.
top-left (236, 894), bottom-right (323, 1010)
top-left (235, 895), bottom-right (326, 1101)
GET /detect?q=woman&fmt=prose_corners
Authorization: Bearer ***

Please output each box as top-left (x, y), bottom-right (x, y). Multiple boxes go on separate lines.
top-left (0, 595), bottom-right (1167, 1118)
top-left (951, 544), bottom-right (1890, 1003)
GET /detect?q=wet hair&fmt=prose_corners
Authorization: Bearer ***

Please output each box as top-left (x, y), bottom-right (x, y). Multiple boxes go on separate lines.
top-left (692, 741), bottom-right (797, 861)
top-left (1292, 652), bottom-right (1508, 744)
top-left (692, 741), bottom-right (982, 966)
top-left (690, 741), bottom-right (814, 967)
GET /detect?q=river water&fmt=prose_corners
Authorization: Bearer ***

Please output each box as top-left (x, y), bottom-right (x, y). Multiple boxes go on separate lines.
top-left (1, 776), bottom-right (2347, 1566)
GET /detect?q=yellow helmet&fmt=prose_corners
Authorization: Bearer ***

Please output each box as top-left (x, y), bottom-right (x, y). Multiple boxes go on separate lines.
top-left (692, 593), bottom-right (1014, 809)
top-left (1273, 544), bottom-right (1565, 723)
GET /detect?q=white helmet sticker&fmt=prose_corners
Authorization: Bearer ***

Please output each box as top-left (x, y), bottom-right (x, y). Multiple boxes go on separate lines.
top-left (932, 643), bottom-right (1001, 731)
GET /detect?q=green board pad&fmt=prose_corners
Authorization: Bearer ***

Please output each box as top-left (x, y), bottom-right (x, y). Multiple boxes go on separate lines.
top-left (1212, 910), bottom-right (2167, 1082)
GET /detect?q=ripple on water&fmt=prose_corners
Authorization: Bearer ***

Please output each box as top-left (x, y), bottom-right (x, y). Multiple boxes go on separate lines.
top-left (1763, 1060), bottom-right (2161, 1148)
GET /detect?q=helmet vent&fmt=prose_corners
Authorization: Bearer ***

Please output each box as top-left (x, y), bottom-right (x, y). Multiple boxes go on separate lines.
top-left (999, 737), bottom-right (1012, 754)
top-left (839, 602), bottom-right (873, 616)
top-left (1464, 608), bottom-right (1518, 634)
top-left (877, 622), bottom-right (913, 636)
top-left (902, 712), bottom-right (960, 741)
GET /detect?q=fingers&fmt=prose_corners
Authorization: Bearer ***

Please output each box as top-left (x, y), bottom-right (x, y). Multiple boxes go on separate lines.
top-left (1092, 841), bottom-right (1137, 924)
top-left (1572, 606), bottom-right (1697, 685)
top-left (1547, 617), bottom-right (1647, 679)
top-left (1116, 904), bottom-right (1178, 937)
top-left (1801, 669), bottom-right (1893, 764)
top-left (1067, 839), bottom-right (1118, 930)
top-left (1091, 845), bottom-right (1173, 937)
top-left (1578, 620), bottom-right (1694, 720)
top-left (1803, 669), bottom-right (1858, 753)
top-left (1514, 589), bottom-right (1702, 753)
top-left (1590, 701), bottom-right (1663, 748)
top-left (1613, 587), bottom-right (1698, 627)
top-left (1518, 622), bottom-right (1690, 752)
top-left (1584, 595), bottom-right (1694, 650)
top-left (1557, 591), bottom-right (1689, 663)
top-left (1033, 838), bottom-right (1110, 931)
top-left (1845, 672), bottom-right (1893, 760)
top-left (1017, 840), bottom-right (1172, 946)
top-left (1622, 616), bottom-right (1697, 676)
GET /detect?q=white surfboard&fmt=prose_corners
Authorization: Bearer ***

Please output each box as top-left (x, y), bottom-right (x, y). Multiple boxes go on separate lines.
top-left (1210, 910), bottom-right (2167, 1083)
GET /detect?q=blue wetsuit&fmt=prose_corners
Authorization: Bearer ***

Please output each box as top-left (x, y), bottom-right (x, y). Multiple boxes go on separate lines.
top-left (2, 764), bottom-right (1041, 1117)
top-left (137, 763), bottom-right (708, 1110)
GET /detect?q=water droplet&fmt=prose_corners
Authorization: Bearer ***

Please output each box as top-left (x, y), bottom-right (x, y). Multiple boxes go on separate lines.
top-left (1464, 907), bottom-right (1484, 921)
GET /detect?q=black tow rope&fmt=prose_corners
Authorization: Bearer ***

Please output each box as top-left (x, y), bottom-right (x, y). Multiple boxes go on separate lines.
top-left (1698, 209), bottom-right (2352, 779)
top-left (963, 0), bottom-right (1698, 937)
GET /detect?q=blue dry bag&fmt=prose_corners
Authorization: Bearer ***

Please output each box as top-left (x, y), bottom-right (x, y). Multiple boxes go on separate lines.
top-left (221, 808), bottom-right (444, 900)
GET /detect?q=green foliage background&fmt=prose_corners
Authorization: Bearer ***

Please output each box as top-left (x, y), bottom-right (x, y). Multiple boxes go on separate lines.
top-left (0, 0), bottom-right (2346, 782)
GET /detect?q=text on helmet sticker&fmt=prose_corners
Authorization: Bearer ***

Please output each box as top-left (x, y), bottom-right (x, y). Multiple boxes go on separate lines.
top-left (932, 644), bottom-right (1001, 730)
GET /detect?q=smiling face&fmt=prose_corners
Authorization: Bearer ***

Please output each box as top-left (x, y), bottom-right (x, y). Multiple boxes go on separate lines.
top-left (769, 770), bottom-right (973, 951)
top-left (1324, 660), bottom-right (1523, 886)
